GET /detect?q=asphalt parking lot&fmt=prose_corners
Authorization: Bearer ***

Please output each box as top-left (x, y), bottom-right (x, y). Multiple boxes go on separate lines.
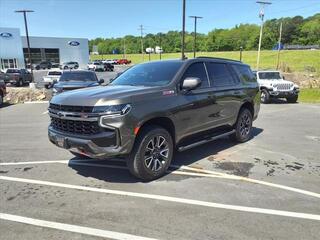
top-left (0, 102), bottom-right (320, 239)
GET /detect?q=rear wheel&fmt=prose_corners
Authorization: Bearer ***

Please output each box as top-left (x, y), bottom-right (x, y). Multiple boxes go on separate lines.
top-left (260, 89), bottom-right (270, 104)
top-left (64, 66), bottom-right (68, 70)
top-left (286, 95), bottom-right (298, 103)
top-left (127, 126), bottom-right (173, 181)
top-left (230, 108), bottom-right (253, 143)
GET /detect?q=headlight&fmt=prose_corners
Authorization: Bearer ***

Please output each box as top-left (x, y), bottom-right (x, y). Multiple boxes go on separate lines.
top-left (52, 87), bottom-right (62, 93)
top-left (93, 104), bottom-right (131, 116)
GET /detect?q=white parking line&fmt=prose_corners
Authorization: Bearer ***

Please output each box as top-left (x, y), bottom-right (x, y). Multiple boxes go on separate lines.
top-left (1, 176), bottom-right (320, 221)
top-left (42, 110), bottom-right (48, 115)
top-left (24, 101), bottom-right (49, 104)
top-left (0, 213), bottom-right (157, 240)
top-left (2, 160), bottom-right (319, 199)
top-left (0, 160), bottom-right (69, 166)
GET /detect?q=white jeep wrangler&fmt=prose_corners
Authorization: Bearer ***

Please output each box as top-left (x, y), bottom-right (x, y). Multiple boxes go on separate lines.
top-left (254, 70), bottom-right (299, 103)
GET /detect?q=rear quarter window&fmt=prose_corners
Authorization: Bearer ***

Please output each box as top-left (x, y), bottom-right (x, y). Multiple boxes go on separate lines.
top-left (206, 62), bottom-right (236, 87)
top-left (231, 64), bottom-right (256, 83)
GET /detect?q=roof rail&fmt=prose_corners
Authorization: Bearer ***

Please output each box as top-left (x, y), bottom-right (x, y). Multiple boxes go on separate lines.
top-left (196, 56), bottom-right (242, 63)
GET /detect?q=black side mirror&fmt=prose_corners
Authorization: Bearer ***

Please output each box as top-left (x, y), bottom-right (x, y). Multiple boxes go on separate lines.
top-left (98, 79), bottom-right (104, 84)
top-left (182, 77), bottom-right (201, 91)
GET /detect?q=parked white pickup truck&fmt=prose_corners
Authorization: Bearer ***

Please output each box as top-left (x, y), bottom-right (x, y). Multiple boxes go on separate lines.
top-left (253, 70), bottom-right (299, 103)
top-left (43, 70), bottom-right (62, 89)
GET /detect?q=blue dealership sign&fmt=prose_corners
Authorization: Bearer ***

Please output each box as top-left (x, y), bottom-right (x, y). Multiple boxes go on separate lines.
top-left (68, 41), bottom-right (80, 46)
top-left (0, 32), bottom-right (13, 38)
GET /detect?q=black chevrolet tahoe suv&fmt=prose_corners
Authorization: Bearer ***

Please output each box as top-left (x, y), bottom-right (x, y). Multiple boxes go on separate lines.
top-left (48, 58), bottom-right (260, 180)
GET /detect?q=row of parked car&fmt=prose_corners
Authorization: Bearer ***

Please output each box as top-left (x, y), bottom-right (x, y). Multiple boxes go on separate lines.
top-left (30, 58), bottom-right (131, 71)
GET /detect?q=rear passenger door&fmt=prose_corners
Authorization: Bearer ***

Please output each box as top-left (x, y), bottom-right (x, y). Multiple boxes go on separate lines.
top-left (205, 61), bottom-right (242, 127)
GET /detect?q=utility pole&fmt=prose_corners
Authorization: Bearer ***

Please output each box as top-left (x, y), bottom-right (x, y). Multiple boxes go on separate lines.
top-left (123, 37), bottom-right (126, 59)
top-left (15, 9), bottom-right (34, 83)
top-left (159, 33), bottom-right (162, 60)
top-left (256, 1), bottom-right (272, 70)
top-left (181, 0), bottom-right (186, 60)
top-left (189, 15), bottom-right (203, 58)
top-left (276, 22), bottom-right (283, 70)
top-left (138, 25), bottom-right (145, 62)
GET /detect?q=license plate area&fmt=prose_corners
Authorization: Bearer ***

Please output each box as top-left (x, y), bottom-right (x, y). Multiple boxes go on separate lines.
top-left (56, 135), bottom-right (65, 147)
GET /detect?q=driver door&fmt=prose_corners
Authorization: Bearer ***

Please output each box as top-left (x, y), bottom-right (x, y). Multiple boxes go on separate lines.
top-left (174, 62), bottom-right (216, 140)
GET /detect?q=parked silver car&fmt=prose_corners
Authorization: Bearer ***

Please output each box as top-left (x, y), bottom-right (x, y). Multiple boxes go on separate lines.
top-left (59, 61), bottom-right (79, 70)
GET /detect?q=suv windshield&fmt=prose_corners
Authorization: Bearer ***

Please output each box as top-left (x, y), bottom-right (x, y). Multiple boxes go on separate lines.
top-left (111, 61), bottom-right (183, 86)
top-left (259, 72), bottom-right (281, 80)
top-left (59, 72), bottom-right (96, 82)
top-left (6, 69), bottom-right (20, 73)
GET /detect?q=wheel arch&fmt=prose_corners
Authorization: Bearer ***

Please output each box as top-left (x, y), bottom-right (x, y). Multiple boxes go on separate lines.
top-left (137, 117), bottom-right (176, 145)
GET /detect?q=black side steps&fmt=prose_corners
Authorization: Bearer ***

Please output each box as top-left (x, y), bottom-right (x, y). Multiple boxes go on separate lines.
top-left (178, 130), bottom-right (236, 152)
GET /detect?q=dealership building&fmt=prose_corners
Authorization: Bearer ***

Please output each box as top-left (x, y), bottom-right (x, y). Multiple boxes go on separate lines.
top-left (0, 27), bottom-right (89, 70)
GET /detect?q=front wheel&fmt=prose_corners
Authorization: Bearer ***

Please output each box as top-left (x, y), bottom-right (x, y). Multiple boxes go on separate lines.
top-left (286, 95), bottom-right (298, 103)
top-left (260, 89), bottom-right (270, 104)
top-left (127, 126), bottom-right (173, 181)
top-left (230, 108), bottom-right (253, 143)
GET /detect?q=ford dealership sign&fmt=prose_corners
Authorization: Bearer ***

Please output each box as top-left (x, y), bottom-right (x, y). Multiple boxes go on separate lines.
top-left (0, 32), bottom-right (13, 38)
top-left (68, 41), bottom-right (80, 46)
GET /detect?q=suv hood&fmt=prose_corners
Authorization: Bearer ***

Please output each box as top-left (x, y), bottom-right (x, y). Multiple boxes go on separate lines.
top-left (51, 84), bottom-right (157, 106)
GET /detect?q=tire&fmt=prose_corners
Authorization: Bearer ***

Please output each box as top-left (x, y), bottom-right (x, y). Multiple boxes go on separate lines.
top-left (230, 108), bottom-right (253, 143)
top-left (70, 151), bottom-right (91, 159)
top-left (36, 66), bottom-right (40, 70)
top-left (0, 94), bottom-right (3, 106)
top-left (74, 65), bottom-right (78, 69)
top-left (260, 89), bottom-right (270, 104)
top-left (64, 66), bottom-right (68, 70)
top-left (286, 95), bottom-right (298, 103)
top-left (16, 79), bottom-right (23, 87)
top-left (127, 125), bottom-right (173, 181)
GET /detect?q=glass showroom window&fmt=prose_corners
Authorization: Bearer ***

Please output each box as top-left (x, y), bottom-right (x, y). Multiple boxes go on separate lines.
top-left (0, 58), bottom-right (18, 69)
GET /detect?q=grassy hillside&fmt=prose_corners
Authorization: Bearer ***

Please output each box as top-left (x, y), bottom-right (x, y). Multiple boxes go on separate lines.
top-left (91, 50), bottom-right (320, 73)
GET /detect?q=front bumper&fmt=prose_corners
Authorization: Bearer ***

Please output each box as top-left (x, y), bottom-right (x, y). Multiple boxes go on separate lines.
top-left (269, 89), bottom-right (299, 98)
top-left (48, 119), bottom-right (135, 159)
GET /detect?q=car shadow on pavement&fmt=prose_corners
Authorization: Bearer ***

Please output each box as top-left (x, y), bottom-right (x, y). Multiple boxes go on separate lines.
top-left (0, 102), bottom-right (13, 109)
top-left (69, 127), bottom-right (263, 183)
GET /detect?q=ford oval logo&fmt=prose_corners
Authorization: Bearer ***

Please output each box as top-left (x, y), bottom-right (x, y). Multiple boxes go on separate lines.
top-left (68, 41), bottom-right (80, 46)
top-left (0, 32), bottom-right (13, 38)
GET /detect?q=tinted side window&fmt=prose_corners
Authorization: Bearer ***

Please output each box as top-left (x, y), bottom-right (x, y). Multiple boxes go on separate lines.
top-left (182, 62), bottom-right (209, 89)
top-left (232, 64), bottom-right (256, 83)
top-left (206, 63), bottom-right (235, 87)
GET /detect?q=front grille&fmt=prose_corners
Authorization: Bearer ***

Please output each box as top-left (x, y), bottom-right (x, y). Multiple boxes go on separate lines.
top-left (50, 103), bottom-right (94, 113)
top-left (50, 116), bottom-right (102, 135)
top-left (276, 83), bottom-right (292, 91)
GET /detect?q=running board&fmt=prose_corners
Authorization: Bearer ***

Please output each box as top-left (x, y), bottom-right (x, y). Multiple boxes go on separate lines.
top-left (178, 130), bottom-right (236, 152)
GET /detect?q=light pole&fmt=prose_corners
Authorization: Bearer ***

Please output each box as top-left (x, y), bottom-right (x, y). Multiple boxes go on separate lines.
top-left (189, 16), bottom-right (203, 58)
top-left (159, 33), bottom-right (162, 60)
top-left (15, 9), bottom-right (34, 82)
top-left (181, 0), bottom-right (186, 60)
top-left (256, 1), bottom-right (272, 70)
top-left (276, 22), bottom-right (283, 69)
top-left (240, 46), bottom-right (243, 61)
top-left (138, 25), bottom-right (145, 62)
